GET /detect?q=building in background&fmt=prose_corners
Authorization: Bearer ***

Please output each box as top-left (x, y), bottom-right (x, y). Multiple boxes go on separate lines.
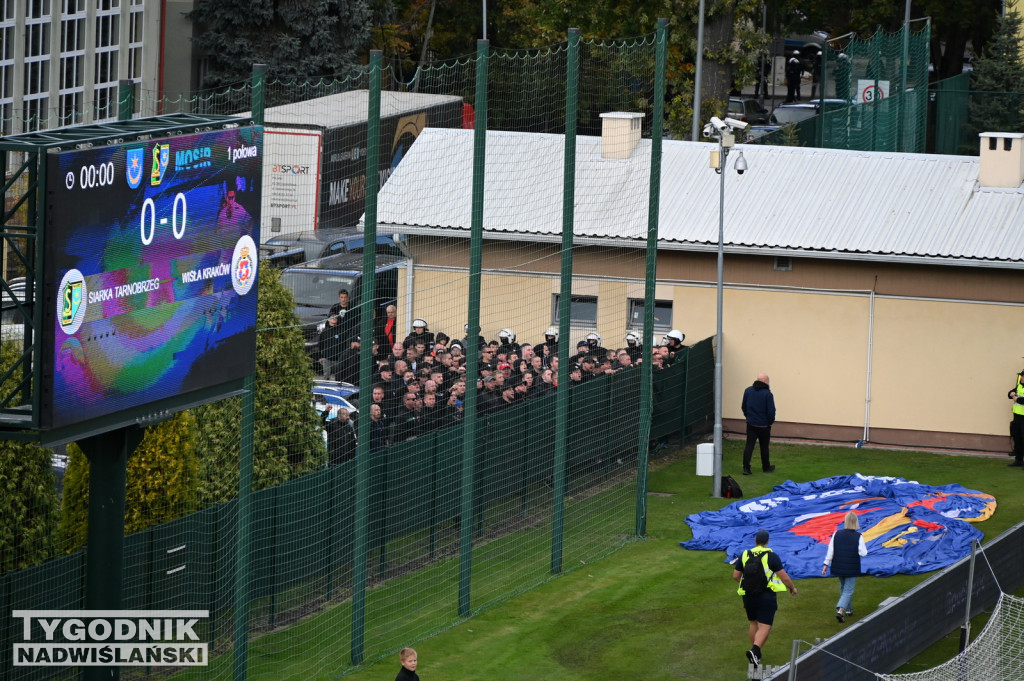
top-left (0, 0), bottom-right (200, 137)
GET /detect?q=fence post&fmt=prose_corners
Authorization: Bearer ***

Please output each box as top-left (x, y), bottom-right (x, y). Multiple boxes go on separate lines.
top-left (233, 375), bottom-right (254, 681)
top-left (351, 49), bottom-right (383, 665)
top-left (460, 38), bottom-right (488, 617)
top-left (635, 18), bottom-right (667, 537)
top-left (552, 27), bottom-right (579, 575)
top-left (232, 63), bottom-right (263, 677)
top-left (251, 64), bottom-right (266, 125)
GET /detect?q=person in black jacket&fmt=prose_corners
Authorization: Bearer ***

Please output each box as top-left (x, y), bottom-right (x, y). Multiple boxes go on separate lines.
top-left (334, 337), bottom-right (361, 384)
top-left (324, 407), bottom-right (357, 465)
top-left (395, 647), bottom-right (419, 681)
top-left (821, 512), bottom-right (868, 622)
top-left (741, 373), bottom-right (777, 475)
top-left (368, 403), bottom-right (388, 452)
top-left (317, 314), bottom-right (347, 379)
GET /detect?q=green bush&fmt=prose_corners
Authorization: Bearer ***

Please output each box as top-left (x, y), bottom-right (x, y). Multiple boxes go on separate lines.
top-left (59, 411), bottom-right (199, 553)
top-left (0, 440), bottom-right (59, 574)
top-left (0, 341), bottom-right (60, 574)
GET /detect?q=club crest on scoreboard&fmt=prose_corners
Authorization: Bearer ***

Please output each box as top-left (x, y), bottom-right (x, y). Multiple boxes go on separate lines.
top-left (150, 144), bottom-right (169, 186)
top-left (57, 269), bottom-right (87, 336)
top-left (125, 148), bottom-right (144, 189)
top-left (231, 235), bottom-right (257, 296)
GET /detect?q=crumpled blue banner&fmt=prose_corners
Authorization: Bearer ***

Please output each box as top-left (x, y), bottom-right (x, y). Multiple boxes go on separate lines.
top-left (681, 474), bottom-right (995, 578)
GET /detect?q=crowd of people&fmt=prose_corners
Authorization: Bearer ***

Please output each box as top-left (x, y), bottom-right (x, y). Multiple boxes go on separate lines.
top-left (314, 290), bottom-right (688, 461)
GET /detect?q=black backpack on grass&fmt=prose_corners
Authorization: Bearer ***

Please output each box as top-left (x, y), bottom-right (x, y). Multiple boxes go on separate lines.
top-left (741, 550), bottom-right (772, 596)
top-left (721, 475), bottom-right (743, 498)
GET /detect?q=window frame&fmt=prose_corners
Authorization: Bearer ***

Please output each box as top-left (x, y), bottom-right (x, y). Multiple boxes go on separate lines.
top-left (627, 298), bottom-right (673, 333)
top-left (551, 293), bottom-right (598, 327)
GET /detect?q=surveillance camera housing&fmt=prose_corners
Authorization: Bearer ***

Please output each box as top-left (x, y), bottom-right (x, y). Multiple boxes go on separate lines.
top-left (734, 151), bottom-right (748, 175)
top-left (709, 116), bottom-right (729, 135)
top-left (724, 117), bottom-right (749, 132)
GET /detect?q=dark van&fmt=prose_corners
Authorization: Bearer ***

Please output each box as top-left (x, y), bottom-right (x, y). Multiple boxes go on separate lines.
top-left (280, 253), bottom-right (405, 356)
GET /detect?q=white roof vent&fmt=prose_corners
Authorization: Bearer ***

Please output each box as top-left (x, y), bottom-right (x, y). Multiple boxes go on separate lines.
top-left (599, 112), bottom-right (645, 159)
top-left (978, 132), bottom-right (1024, 188)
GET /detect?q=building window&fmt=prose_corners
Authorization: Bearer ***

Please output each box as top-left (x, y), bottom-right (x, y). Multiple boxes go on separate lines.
top-left (92, 0), bottom-right (121, 121)
top-left (628, 298), bottom-right (673, 332)
top-left (774, 256), bottom-right (792, 272)
top-left (551, 294), bottom-right (598, 326)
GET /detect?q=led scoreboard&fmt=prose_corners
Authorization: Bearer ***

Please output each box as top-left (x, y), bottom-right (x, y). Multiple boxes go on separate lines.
top-left (43, 127), bottom-right (263, 430)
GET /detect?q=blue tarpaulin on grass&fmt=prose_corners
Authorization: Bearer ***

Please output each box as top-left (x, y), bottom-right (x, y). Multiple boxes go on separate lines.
top-left (681, 474), bottom-right (995, 579)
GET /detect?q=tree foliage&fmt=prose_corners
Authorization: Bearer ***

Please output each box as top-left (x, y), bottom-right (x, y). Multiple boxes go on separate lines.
top-left (190, 0), bottom-right (372, 87)
top-left (59, 412), bottom-right (199, 554)
top-left (963, 7), bottom-right (1024, 150)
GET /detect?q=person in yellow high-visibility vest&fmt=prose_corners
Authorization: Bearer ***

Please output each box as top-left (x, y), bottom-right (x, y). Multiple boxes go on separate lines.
top-left (732, 529), bottom-right (798, 668)
top-left (1008, 368), bottom-right (1024, 466)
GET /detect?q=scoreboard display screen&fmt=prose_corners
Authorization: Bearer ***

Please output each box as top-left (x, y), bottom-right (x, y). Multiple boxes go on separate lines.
top-left (43, 126), bottom-right (263, 430)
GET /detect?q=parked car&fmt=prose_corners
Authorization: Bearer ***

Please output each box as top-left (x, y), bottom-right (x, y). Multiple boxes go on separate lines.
top-left (728, 98), bottom-right (770, 125)
top-left (769, 99), bottom-right (852, 126)
top-left (768, 103), bottom-right (818, 125)
top-left (313, 380), bottom-right (359, 417)
top-left (261, 227), bottom-right (407, 268)
top-left (280, 252), bottom-right (406, 355)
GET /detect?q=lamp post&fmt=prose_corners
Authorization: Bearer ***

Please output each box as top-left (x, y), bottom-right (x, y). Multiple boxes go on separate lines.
top-left (704, 117), bottom-right (747, 498)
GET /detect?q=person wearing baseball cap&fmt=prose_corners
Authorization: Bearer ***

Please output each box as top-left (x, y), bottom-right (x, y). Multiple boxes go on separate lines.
top-left (731, 529), bottom-right (798, 668)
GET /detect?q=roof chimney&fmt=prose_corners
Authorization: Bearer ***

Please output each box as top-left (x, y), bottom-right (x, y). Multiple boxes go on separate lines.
top-left (978, 132), bottom-right (1024, 188)
top-left (599, 112), bottom-right (645, 159)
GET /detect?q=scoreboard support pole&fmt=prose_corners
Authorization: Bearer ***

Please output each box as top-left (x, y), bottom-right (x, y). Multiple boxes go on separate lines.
top-left (80, 424), bottom-right (145, 681)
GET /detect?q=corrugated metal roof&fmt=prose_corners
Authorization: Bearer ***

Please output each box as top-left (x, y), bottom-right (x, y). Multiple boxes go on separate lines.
top-left (371, 128), bottom-right (1024, 266)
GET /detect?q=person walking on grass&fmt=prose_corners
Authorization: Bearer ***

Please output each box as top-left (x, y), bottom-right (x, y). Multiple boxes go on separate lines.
top-left (741, 373), bottom-right (776, 475)
top-left (733, 529), bottom-right (798, 667)
top-left (822, 511), bottom-right (868, 623)
top-left (395, 647), bottom-right (419, 681)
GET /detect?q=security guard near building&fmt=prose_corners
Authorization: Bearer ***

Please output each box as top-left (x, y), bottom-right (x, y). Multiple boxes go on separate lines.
top-left (1008, 365), bottom-right (1024, 466)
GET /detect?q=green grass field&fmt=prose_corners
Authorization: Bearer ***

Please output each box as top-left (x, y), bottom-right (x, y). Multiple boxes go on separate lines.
top-left (330, 439), bottom-right (1022, 681)
top-left (194, 439), bottom-right (1022, 681)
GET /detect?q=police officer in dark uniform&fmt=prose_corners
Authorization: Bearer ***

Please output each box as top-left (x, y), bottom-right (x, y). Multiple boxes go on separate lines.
top-left (537, 326), bottom-right (559, 360)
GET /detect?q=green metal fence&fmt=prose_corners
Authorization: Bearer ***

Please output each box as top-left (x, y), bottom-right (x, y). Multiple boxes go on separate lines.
top-left (0, 344), bottom-right (712, 678)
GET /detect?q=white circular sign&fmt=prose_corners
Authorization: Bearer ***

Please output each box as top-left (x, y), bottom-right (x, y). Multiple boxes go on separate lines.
top-left (231, 235), bottom-right (258, 296)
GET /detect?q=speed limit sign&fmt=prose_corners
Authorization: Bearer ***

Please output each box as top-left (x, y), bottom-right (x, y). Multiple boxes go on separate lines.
top-left (857, 79), bottom-right (889, 103)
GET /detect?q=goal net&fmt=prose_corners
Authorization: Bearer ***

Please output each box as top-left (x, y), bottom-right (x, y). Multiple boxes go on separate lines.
top-left (878, 592), bottom-right (1024, 681)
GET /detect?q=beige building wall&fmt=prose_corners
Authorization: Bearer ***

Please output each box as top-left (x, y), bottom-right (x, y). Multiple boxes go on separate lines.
top-left (870, 297), bottom-right (1022, 436)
